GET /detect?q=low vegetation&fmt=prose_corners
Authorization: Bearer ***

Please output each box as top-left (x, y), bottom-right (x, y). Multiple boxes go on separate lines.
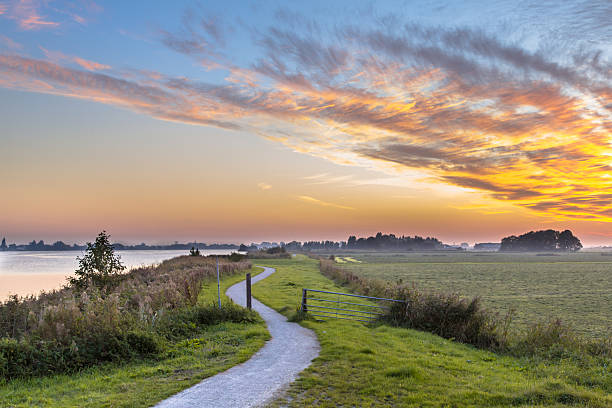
top-left (252, 256), bottom-right (612, 407)
top-left (332, 251), bottom-right (612, 337)
top-left (0, 253), bottom-right (254, 380)
top-left (0, 269), bottom-right (269, 407)
top-left (320, 258), bottom-right (505, 349)
top-left (247, 246), bottom-right (291, 259)
top-left (320, 258), bottom-right (611, 359)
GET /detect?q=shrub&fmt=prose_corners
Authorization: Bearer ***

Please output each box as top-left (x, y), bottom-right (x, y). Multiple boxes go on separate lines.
top-left (317, 258), bottom-right (611, 360)
top-left (319, 259), bottom-right (503, 348)
top-left (69, 231), bottom-right (126, 291)
top-left (0, 255), bottom-right (253, 380)
top-left (386, 288), bottom-right (502, 349)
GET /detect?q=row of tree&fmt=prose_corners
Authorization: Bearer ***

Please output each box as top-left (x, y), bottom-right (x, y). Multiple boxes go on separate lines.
top-left (346, 233), bottom-right (442, 250)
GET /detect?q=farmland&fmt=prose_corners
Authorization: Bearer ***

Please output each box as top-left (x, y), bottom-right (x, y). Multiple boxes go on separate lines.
top-left (327, 251), bottom-right (611, 338)
top-left (252, 256), bottom-right (612, 407)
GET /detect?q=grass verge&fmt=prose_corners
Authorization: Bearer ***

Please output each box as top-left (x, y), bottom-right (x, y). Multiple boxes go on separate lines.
top-left (0, 268), bottom-right (269, 408)
top-left (252, 256), bottom-right (612, 407)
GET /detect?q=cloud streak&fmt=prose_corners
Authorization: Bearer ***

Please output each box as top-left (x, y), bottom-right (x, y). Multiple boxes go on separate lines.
top-left (3, 0), bottom-right (59, 30)
top-left (297, 195), bottom-right (355, 211)
top-left (0, 4), bottom-right (610, 221)
top-left (257, 182), bottom-right (272, 190)
top-left (0, 0), bottom-right (101, 30)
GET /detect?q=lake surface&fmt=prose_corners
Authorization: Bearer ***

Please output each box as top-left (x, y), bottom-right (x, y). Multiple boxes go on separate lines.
top-left (0, 249), bottom-right (237, 300)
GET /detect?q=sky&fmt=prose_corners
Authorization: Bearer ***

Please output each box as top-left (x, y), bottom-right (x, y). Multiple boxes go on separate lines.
top-left (0, 0), bottom-right (611, 246)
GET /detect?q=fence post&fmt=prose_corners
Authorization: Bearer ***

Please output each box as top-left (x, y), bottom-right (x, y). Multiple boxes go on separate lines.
top-left (301, 289), bottom-right (308, 313)
top-left (246, 273), bottom-right (252, 310)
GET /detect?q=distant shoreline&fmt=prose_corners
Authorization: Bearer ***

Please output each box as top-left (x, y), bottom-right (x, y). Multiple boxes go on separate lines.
top-left (0, 243), bottom-right (240, 252)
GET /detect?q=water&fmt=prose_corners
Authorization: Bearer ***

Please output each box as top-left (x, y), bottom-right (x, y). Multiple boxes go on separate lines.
top-left (0, 249), bottom-right (237, 300)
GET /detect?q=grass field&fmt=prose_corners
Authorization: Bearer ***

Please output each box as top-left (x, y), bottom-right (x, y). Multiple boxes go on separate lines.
top-left (0, 269), bottom-right (269, 408)
top-left (252, 256), bottom-right (612, 407)
top-left (326, 251), bottom-right (612, 338)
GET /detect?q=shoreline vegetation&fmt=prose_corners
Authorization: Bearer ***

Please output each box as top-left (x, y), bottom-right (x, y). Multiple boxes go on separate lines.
top-left (0, 239), bottom-right (240, 252)
top-left (0, 258), bottom-right (269, 407)
top-left (0, 255), bottom-right (256, 380)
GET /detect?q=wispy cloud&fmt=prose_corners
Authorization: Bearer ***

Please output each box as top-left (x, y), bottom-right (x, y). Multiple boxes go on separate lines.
top-left (0, 5), bottom-right (610, 222)
top-left (0, 35), bottom-right (21, 50)
top-left (4, 0), bottom-right (59, 30)
top-left (305, 175), bottom-right (353, 185)
top-left (257, 182), bottom-right (272, 190)
top-left (297, 195), bottom-right (355, 210)
top-left (40, 47), bottom-right (110, 71)
top-left (302, 173), bottom-right (330, 180)
top-left (0, 0), bottom-right (101, 30)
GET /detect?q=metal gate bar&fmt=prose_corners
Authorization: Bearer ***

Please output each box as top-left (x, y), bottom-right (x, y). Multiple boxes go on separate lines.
top-left (300, 288), bottom-right (403, 323)
top-left (308, 297), bottom-right (388, 309)
top-left (305, 304), bottom-right (386, 315)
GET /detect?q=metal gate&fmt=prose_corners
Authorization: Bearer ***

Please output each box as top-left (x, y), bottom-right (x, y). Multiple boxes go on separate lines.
top-left (300, 288), bottom-right (403, 323)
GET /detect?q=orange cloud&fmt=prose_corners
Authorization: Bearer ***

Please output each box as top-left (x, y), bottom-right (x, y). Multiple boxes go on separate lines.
top-left (7, 0), bottom-right (59, 30)
top-left (0, 16), bottom-right (610, 223)
top-left (73, 57), bottom-right (110, 71)
top-left (40, 47), bottom-right (110, 71)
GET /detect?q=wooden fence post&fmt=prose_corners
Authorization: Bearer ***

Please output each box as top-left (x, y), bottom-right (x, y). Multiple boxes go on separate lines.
top-left (246, 273), bottom-right (252, 310)
top-left (301, 289), bottom-right (308, 313)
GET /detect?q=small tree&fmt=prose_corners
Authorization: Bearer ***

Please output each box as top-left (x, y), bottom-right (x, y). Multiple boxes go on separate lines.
top-left (69, 231), bottom-right (125, 290)
top-left (189, 246), bottom-right (201, 256)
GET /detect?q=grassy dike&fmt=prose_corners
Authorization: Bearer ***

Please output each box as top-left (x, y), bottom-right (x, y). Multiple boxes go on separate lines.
top-left (251, 256), bottom-right (612, 407)
top-left (0, 268), bottom-right (269, 408)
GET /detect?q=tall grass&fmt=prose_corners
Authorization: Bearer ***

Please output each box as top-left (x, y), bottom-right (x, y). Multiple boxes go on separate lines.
top-left (319, 258), bottom-right (611, 359)
top-left (0, 256), bottom-right (254, 380)
top-left (320, 258), bottom-right (503, 348)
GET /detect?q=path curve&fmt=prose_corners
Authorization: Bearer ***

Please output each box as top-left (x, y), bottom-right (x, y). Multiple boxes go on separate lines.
top-left (154, 266), bottom-right (320, 408)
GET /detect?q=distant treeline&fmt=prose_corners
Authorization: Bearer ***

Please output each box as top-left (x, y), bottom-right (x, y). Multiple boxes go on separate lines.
top-left (2, 228), bottom-right (584, 253)
top-left (346, 232), bottom-right (443, 250)
top-left (240, 232), bottom-right (445, 252)
top-left (500, 229), bottom-right (582, 252)
top-left (0, 238), bottom-right (238, 252)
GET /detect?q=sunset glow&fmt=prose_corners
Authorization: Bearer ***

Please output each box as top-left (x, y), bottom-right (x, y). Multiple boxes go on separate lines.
top-left (1, 1), bottom-right (611, 245)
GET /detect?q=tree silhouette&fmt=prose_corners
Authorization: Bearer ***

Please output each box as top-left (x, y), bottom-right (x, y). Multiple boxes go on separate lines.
top-left (500, 229), bottom-right (582, 252)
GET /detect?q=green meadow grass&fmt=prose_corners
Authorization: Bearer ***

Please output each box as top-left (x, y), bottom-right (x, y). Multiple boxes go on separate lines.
top-left (329, 251), bottom-right (612, 338)
top-left (252, 256), bottom-right (612, 408)
top-left (0, 269), bottom-right (269, 408)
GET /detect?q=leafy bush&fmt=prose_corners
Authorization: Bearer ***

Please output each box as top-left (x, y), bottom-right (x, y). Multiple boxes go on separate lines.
top-left (69, 231), bottom-right (126, 290)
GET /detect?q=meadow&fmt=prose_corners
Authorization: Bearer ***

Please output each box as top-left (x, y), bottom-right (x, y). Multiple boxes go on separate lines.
top-left (252, 256), bottom-right (612, 407)
top-left (326, 251), bottom-right (611, 338)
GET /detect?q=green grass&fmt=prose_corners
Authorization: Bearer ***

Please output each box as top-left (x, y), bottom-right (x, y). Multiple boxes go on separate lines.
top-left (252, 256), bottom-right (612, 407)
top-left (0, 269), bottom-right (269, 408)
top-left (327, 251), bottom-right (612, 338)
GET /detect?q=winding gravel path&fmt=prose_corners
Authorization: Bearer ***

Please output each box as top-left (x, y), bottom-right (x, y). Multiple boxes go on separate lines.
top-left (154, 266), bottom-right (320, 408)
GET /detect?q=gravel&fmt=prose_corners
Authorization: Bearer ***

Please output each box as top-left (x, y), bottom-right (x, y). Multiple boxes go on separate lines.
top-left (153, 266), bottom-right (320, 408)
